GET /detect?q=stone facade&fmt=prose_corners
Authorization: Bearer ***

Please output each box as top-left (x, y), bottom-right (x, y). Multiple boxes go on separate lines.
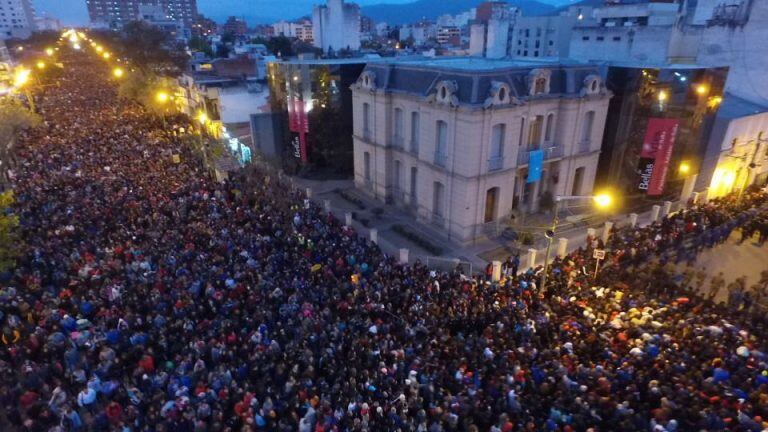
top-left (352, 58), bottom-right (611, 242)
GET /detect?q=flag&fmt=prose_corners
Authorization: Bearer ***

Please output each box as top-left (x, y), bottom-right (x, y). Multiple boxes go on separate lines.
top-left (527, 150), bottom-right (544, 183)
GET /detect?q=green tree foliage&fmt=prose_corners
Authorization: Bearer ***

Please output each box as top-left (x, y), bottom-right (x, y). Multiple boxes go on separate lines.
top-left (116, 69), bottom-right (177, 115)
top-left (188, 36), bottom-right (213, 57)
top-left (252, 36), bottom-right (295, 57)
top-left (119, 20), bottom-right (188, 74)
top-left (0, 99), bottom-right (41, 188)
top-left (0, 190), bottom-right (19, 272)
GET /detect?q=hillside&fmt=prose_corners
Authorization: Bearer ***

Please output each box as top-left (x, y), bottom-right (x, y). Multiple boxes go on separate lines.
top-left (361, 0), bottom-right (558, 25)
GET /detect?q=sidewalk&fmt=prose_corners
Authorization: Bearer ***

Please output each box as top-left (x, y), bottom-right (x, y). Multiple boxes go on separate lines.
top-left (293, 176), bottom-right (683, 271)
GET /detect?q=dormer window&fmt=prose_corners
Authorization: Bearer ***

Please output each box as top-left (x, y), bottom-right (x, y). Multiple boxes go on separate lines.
top-left (434, 80), bottom-right (459, 107)
top-left (528, 69), bottom-right (551, 96)
top-left (582, 74), bottom-right (602, 96)
top-left (498, 86), bottom-right (506, 101)
top-left (359, 71), bottom-right (376, 91)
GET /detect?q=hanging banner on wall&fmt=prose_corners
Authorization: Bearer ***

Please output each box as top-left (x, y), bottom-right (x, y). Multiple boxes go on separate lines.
top-left (527, 149), bottom-right (544, 183)
top-left (637, 118), bottom-right (679, 196)
top-left (287, 95), bottom-right (310, 163)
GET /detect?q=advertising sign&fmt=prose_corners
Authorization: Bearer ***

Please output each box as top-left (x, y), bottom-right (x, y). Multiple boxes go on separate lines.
top-left (287, 95), bottom-right (310, 162)
top-left (637, 118), bottom-right (679, 196)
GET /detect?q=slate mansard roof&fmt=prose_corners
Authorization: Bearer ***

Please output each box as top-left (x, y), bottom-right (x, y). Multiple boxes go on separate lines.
top-left (356, 57), bottom-right (608, 106)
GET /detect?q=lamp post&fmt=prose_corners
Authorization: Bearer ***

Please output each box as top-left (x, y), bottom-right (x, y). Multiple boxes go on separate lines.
top-left (540, 193), bottom-right (613, 293)
top-left (156, 91), bottom-right (170, 130)
top-left (13, 68), bottom-right (35, 113)
top-left (197, 111), bottom-right (210, 169)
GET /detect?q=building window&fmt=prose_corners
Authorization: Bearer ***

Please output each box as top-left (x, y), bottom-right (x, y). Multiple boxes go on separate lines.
top-left (534, 77), bottom-right (547, 95)
top-left (528, 115), bottom-right (543, 149)
top-left (435, 120), bottom-right (448, 166)
top-left (433, 181), bottom-right (445, 221)
top-left (363, 151), bottom-right (371, 182)
top-left (544, 113), bottom-right (554, 142)
top-left (490, 124), bottom-right (505, 171)
top-left (394, 159), bottom-right (402, 193)
top-left (613, 36), bottom-right (621, 41)
top-left (393, 107), bottom-right (403, 147)
top-left (410, 111), bottom-right (420, 153)
top-left (596, 36), bottom-right (604, 41)
top-left (534, 51), bottom-right (539, 57)
top-left (582, 36), bottom-right (589, 41)
top-left (518, 117), bottom-right (525, 147)
top-left (523, 50), bottom-right (528, 56)
top-left (572, 167), bottom-right (585, 195)
top-left (549, 40), bottom-right (554, 46)
top-left (535, 40), bottom-right (540, 48)
top-left (582, 111), bottom-right (595, 144)
top-left (362, 102), bottom-right (371, 138)
top-left (410, 166), bottom-right (418, 205)
top-left (484, 187), bottom-right (499, 223)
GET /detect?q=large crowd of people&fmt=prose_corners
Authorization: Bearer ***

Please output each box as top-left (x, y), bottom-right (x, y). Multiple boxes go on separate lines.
top-left (2, 49), bottom-right (768, 432)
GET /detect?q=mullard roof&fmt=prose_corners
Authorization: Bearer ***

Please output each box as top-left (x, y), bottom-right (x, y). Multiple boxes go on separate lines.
top-left (360, 56), bottom-right (604, 105)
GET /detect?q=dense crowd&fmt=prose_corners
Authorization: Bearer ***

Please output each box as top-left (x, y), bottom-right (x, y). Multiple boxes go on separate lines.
top-left (2, 51), bottom-right (768, 432)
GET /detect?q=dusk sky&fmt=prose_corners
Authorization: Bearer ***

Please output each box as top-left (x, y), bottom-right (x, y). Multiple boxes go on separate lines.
top-left (34, 0), bottom-right (571, 26)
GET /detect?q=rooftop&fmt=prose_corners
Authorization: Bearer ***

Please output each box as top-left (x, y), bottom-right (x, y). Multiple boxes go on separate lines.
top-left (717, 93), bottom-right (768, 120)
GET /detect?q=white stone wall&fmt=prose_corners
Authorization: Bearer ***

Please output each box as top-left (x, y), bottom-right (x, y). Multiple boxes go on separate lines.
top-left (569, 25), bottom-right (675, 63)
top-left (312, 0), bottom-right (360, 52)
top-left (352, 78), bottom-right (610, 242)
top-left (696, 1), bottom-right (768, 106)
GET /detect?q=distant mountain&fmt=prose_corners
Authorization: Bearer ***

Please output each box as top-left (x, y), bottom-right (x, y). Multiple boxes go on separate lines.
top-left (362, 0), bottom-right (558, 25)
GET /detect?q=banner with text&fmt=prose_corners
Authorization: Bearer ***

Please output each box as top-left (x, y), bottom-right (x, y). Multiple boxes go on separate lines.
top-left (637, 118), bottom-right (679, 196)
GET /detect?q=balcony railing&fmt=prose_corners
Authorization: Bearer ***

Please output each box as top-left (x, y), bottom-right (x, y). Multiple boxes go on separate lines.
top-left (434, 152), bottom-right (448, 167)
top-left (488, 156), bottom-right (503, 171)
top-left (516, 145), bottom-right (564, 166)
top-left (577, 140), bottom-right (592, 154)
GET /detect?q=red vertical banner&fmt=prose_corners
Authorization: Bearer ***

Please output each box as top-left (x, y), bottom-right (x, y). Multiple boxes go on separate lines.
top-left (637, 118), bottom-right (679, 196)
top-left (288, 95), bottom-right (309, 163)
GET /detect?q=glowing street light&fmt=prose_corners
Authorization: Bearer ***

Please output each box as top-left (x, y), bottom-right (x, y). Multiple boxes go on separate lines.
top-left (13, 68), bottom-right (31, 87)
top-left (102, 52), bottom-right (111, 59)
top-left (696, 84), bottom-right (708, 95)
top-left (679, 161), bottom-right (691, 175)
top-left (45, 48), bottom-right (54, 56)
top-left (658, 90), bottom-right (668, 102)
top-left (73, 43), bottom-right (81, 50)
top-left (540, 192), bottom-right (615, 292)
top-left (96, 45), bottom-right (104, 52)
top-left (197, 111), bottom-right (208, 124)
top-left (112, 67), bottom-right (125, 78)
top-left (156, 91), bottom-right (170, 103)
top-left (36, 61), bottom-right (46, 70)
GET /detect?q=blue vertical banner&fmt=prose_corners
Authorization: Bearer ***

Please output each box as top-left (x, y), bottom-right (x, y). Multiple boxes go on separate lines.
top-left (527, 149), bottom-right (544, 183)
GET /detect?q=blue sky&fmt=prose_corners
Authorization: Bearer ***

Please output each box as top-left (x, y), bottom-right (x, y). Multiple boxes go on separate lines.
top-left (35, 0), bottom-right (571, 26)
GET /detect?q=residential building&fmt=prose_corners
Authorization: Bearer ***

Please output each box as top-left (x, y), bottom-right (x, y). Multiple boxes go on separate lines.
top-left (86, 0), bottom-right (198, 29)
top-left (177, 61), bottom-right (269, 164)
top-left (137, 4), bottom-right (189, 39)
top-left (469, 2), bottom-right (517, 59)
top-left (192, 15), bottom-right (217, 36)
top-left (569, 1), bottom-right (684, 64)
top-left (34, 13), bottom-right (61, 31)
top-left (360, 15), bottom-right (374, 40)
top-left (295, 20), bottom-right (314, 43)
top-left (352, 57), bottom-right (611, 242)
top-left (509, 14), bottom-right (578, 59)
top-left (0, 0), bottom-right (35, 40)
top-left (222, 16), bottom-right (248, 36)
top-left (312, 0), bottom-right (361, 53)
top-left (399, 23), bottom-right (434, 46)
top-left (436, 26), bottom-right (461, 45)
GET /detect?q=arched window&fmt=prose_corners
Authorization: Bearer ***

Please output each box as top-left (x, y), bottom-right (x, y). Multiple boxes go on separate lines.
top-left (582, 111), bottom-right (595, 144)
top-left (544, 113), bottom-right (554, 142)
top-left (393, 108), bottom-right (403, 146)
top-left (410, 112), bottom-right (420, 153)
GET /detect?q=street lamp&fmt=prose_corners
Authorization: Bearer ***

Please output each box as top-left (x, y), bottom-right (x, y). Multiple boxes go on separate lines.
top-left (13, 68), bottom-right (35, 112)
top-left (112, 67), bottom-right (124, 78)
top-left (102, 52), bottom-right (111, 60)
top-left (540, 192), bottom-right (613, 293)
top-left (36, 61), bottom-right (46, 70)
top-left (45, 48), bottom-right (54, 56)
top-left (156, 91), bottom-right (169, 103)
top-left (679, 161), bottom-right (691, 175)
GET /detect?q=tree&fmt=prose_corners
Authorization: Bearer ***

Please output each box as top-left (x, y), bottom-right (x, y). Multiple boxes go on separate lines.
top-left (0, 190), bottom-right (19, 272)
top-left (119, 20), bottom-right (188, 74)
top-left (116, 69), bottom-right (177, 115)
top-left (0, 98), bottom-right (40, 189)
top-left (188, 36), bottom-right (213, 57)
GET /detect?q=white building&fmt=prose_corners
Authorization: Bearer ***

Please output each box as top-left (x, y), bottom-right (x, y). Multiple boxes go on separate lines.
top-left (312, 0), bottom-right (361, 53)
top-left (0, 0), bottom-right (35, 40)
top-left (569, 1), bottom-right (685, 64)
top-left (399, 24), bottom-right (434, 46)
top-left (695, 0), bottom-right (768, 106)
top-left (509, 14), bottom-right (580, 59)
top-left (34, 13), bottom-right (60, 31)
top-left (352, 58), bottom-right (611, 242)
